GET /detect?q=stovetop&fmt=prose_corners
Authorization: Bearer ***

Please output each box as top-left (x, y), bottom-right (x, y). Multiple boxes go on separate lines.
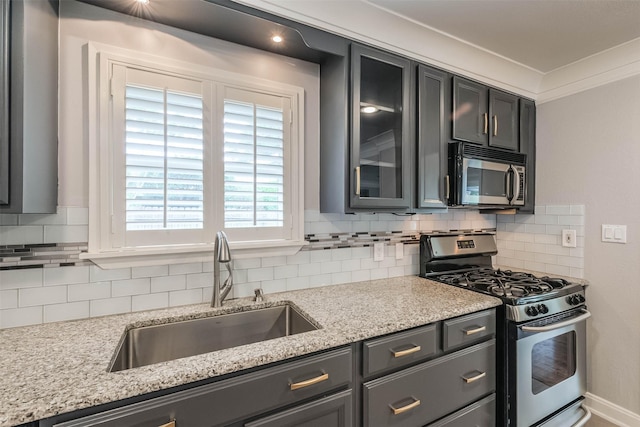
top-left (419, 233), bottom-right (587, 321)
top-left (430, 267), bottom-right (582, 305)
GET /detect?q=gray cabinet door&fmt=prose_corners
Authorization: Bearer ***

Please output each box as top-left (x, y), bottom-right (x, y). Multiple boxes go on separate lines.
top-left (427, 394), bottom-right (495, 427)
top-left (363, 339), bottom-right (495, 427)
top-left (245, 389), bottom-right (352, 427)
top-left (50, 348), bottom-right (353, 427)
top-left (0, 0), bottom-right (8, 205)
top-left (488, 89), bottom-right (519, 151)
top-left (417, 64), bottom-right (449, 209)
top-left (452, 77), bottom-right (488, 145)
top-left (519, 98), bottom-right (536, 213)
top-left (350, 44), bottom-right (413, 209)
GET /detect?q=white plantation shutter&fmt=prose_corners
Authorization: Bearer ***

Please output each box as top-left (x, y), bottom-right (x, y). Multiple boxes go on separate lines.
top-left (125, 85), bottom-right (204, 231)
top-left (98, 54), bottom-right (302, 257)
top-left (223, 99), bottom-right (284, 228)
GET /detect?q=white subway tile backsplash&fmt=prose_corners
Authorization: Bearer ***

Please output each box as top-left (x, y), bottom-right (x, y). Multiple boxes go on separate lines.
top-left (0, 269), bottom-right (43, 290)
top-left (1, 207), bottom-right (503, 328)
top-left (151, 275), bottom-right (186, 293)
top-left (44, 266), bottom-right (89, 286)
top-left (168, 289), bottom-right (202, 307)
top-left (0, 290), bottom-right (18, 309)
top-left (19, 286), bottom-right (68, 307)
top-left (132, 293), bottom-right (169, 311)
top-left (111, 278), bottom-right (150, 297)
top-left (89, 266), bottom-right (130, 283)
top-left (496, 205), bottom-right (585, 279)
top-left (132, 265), bottom-right (169, 279)
top-left (67, 282), bottom-right (111, 302)
top-left (168, 263), bottom-right (202, 276)
top-left (44, 301), bottom-right (90, 323)
top-left (1, 306), bottom-right (43, 328)
top-left (90, 297), bottom-right (131, 317)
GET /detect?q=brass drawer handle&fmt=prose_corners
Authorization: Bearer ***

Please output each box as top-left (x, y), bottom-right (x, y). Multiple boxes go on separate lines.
top-left (290, 372), bottom-right (329, 390)
top-left (390, 398), bottom-right (421, 415)
top-left (483, 113), bottom-right (488, 134)
top-left (159, 421), bottom-right (175, 427)
top-left (463, 325), bottom-right (486, 336)
top-left (462, 371), bottom-right (486, 384)
top-left (391, 345), bottom-right (421, 358)
top-left (355, 166), bottom-right (361, 196)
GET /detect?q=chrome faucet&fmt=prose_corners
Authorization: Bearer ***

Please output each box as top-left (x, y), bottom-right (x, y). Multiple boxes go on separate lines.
top-left (211, 230), bottom-right (234, 307)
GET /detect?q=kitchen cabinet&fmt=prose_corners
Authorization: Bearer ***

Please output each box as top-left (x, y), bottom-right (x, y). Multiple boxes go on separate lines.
top-left (519, 98), bottom-right (536, 213)
top-left (417, 64), bottom-right (450, 209)
top-left (42, 347), bottom-right (353, 427)
top-left (360, 308), bottom-right (497, 427)
top-left (350, 44), bottom-right (413, 209)
top-left (0, 0), bottom-right (58, 213)
top-left (452, 76), bottom-right (519, 151)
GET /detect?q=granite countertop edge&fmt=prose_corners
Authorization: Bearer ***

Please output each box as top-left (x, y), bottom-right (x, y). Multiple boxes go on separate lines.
top-left (0, 276), bottom-right (502, 427)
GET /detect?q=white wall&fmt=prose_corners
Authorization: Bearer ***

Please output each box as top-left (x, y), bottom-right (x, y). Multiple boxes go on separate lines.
top-left (536, 75), bottom-right (640, 416)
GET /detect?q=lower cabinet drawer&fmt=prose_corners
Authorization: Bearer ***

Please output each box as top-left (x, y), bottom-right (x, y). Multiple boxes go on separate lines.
top-left (245, 389), bottom-right (353, 427)
top-left (442, 309), bottom-right (496, 351)
top-left (51, 347), bottom-right (352, 427)
top-left (427, 394), bottom-right (496, 427)
top-left (362, 339), bottom-right (495, 427)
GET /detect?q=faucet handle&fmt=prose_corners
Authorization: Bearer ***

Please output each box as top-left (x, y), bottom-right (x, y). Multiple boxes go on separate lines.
top-left (254, 288), bottom-right (264, 303)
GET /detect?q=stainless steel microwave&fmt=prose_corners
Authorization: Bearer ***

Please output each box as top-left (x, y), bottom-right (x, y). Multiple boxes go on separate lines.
top-left (449, 142), bottom-right (526, 207)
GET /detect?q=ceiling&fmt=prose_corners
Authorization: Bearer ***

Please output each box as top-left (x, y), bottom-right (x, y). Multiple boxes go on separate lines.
top-left (367, 0), bottom-right (640, 73)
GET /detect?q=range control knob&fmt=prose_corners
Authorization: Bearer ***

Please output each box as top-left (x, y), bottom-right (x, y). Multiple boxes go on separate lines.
top-left (537, 304), bottom-right (549, 314)
top-left (577, 294), bottom-right (586, 303)
top-left (525, 306), bottom-right (539, 317)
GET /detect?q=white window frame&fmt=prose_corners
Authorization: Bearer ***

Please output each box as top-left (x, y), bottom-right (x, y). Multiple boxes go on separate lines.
top-left (82, 43), bottom-right (306, 268)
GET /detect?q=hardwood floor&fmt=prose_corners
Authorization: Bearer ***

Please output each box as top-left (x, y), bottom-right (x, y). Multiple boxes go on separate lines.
top-left (586, 413), bottom-right (621, 426)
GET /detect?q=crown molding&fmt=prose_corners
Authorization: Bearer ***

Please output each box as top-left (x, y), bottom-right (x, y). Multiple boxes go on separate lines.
top-left (234, 0), bottom-right (640, 103)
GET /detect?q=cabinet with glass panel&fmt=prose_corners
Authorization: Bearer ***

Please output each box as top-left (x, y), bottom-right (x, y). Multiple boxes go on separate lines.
top-left (349, 44), bottom-right (413, 210)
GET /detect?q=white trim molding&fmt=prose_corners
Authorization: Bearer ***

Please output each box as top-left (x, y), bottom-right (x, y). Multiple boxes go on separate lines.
top-left (585, 393), bottom-right (640, 427)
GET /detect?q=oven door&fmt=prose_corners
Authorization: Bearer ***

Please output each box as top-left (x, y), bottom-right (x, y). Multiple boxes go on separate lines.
top-left (461, 158), bottom-right (524, 206)
top-left (515, 309), bottom-right (590, 427)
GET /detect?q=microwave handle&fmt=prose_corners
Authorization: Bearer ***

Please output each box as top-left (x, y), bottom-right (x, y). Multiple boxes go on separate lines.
top-left (505, 168), bottom-right (513, 201)
top-left (511, 166), bottom-right (521, 204)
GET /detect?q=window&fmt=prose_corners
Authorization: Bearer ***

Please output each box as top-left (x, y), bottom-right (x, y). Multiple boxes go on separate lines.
top-left (86, 47), bottom-right (304, 266)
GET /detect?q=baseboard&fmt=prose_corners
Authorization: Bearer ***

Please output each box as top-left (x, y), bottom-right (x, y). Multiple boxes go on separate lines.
top-left (585, 393), bottom-right (640, 427)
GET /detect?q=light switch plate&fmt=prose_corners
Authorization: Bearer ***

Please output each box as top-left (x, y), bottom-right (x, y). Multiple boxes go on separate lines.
top-left (562, 229), bottom-right (577, 248)
top-left (374, 243), bottom-right (384, 261)
top-left (602, 224), bottom-right (627, 243)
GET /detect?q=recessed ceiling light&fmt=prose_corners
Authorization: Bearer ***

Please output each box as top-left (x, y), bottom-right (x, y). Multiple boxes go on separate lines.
top-left (361, 106), bottom-right (379, 114)
top-left (136, 0), bottom-right (150, 5)
top-left (272, 35), bottom-right (283, 43)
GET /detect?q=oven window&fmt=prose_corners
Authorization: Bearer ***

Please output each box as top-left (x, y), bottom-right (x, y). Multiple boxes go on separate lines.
top-left (467, 167), bottom-right (507, 197)
top-left (531, 331), bottom-right (577, 394)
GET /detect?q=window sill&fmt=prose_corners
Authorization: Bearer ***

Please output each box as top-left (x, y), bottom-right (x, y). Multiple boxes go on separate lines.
top-left (81, 240), bottom-right (309, 269)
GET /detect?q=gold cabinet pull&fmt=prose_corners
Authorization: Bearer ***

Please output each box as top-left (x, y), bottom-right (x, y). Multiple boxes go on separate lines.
top-left (483, 113), bottom-right (488, 134)
top-left (493, 115), bottom-right (498, 136)
top-left (463, 325), bottom-right (487, 336)
top-left (158, 421), bottom-right (176, 427)
top-left (290, 372), bottom-right (329, 390)
top-left (355, 166), bottom-right (361, 196)
top-left (391, 345), bottom-right (421, 358)
top-left (462, 371), bottom-right (486, 384)
top-left (390, 398), bottom-right (421, 415)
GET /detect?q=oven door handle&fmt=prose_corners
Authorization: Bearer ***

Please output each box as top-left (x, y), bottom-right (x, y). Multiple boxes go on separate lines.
top-left (521, 309), bottom-right (591, 332)
top-left (572, 405), bottom-right (592, 427)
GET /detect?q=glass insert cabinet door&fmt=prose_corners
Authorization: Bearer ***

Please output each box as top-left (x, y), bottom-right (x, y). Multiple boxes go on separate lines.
top-left (350, 44), bottom-right (412, 209)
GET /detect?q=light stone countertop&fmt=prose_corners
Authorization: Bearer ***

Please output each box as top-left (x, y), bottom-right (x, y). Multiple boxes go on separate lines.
top-left (0, 276), bottom-right (502, 427)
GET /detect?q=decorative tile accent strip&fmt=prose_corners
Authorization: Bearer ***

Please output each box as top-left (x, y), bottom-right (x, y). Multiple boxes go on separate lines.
top-left (0, 243), bottom-right (91, 270)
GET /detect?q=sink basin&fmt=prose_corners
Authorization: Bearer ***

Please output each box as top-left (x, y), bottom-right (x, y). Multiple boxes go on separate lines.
top-left (109, 304), bottom-right (318, 372)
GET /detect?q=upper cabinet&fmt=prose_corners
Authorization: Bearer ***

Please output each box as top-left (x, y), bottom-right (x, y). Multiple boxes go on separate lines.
top-left (0, 0), bottom-right (58, 214)
top-left (519, 99), bottom-right (536, 213)
top-left (350, 44), bottom-right (413, 210)
top-left (452, 76), bottom-right (519, 151)
top-left (417, 64), bottom-right (449, 209)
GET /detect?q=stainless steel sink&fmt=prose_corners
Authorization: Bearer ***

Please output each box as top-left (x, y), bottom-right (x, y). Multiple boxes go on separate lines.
top-left (109, 304), bottom-right (318, 372)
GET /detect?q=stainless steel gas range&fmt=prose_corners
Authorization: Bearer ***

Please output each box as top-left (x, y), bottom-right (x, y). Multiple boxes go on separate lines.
top-left (419, 233), bottom-right (592, 427)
